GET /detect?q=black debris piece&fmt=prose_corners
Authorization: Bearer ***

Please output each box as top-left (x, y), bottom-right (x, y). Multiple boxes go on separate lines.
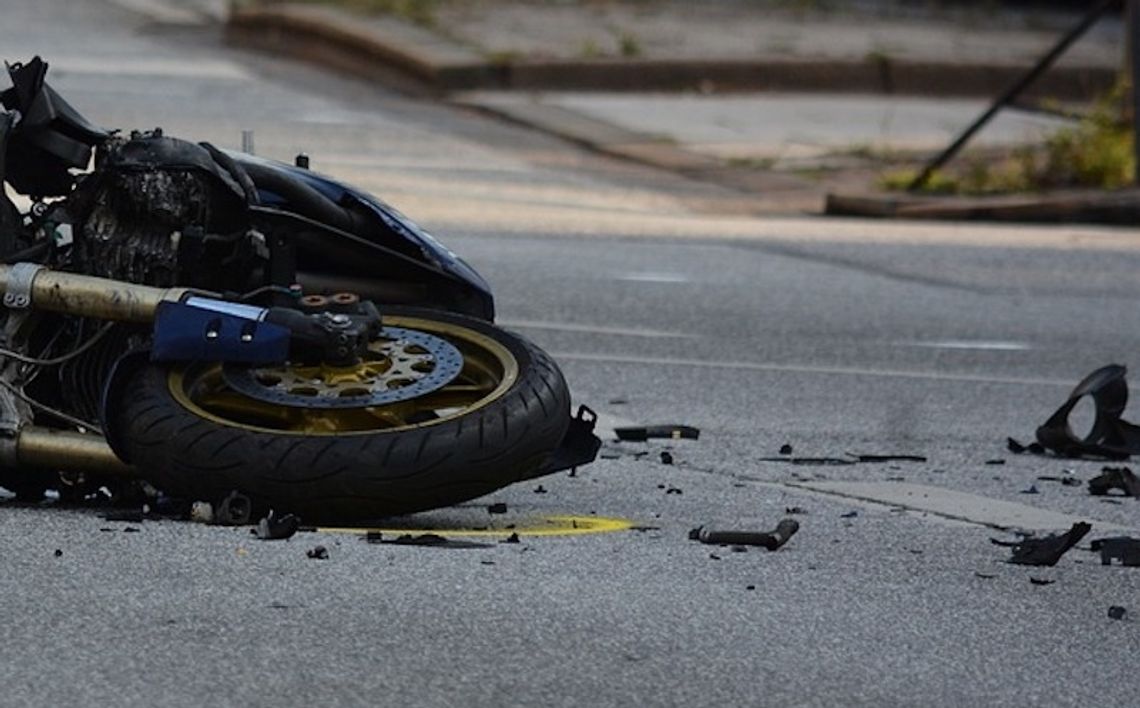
top-left (1088, 466), bottom-right (1140, 497)
top-left (123, 526), bottom-right (141, 533)
top-left (689, 519), bottom-right (800, 551)
top-left (660, 451), bottom-right (674, 465)
top-left (1008, 437), bottom-right (1028, 454)
top-left (306, 546), bottom-right (329, 560)
top-left (388, 534), bottom-right (492, 549)
top-left (364, 531), bottom-right (383, 544)
top-left (746, 585), bottom-right (756, 591)
top-left (1108, 606), bottom-right (1128, 620)
top-left (614, 425), bottom-right (700, 442)
top-left (533, 485), bottom-right (548, 494)
top-left (730, 545), bottom-right (749, 553)
top-left (1006, 522), bottom-right (1092, 566)
top-left (857, 454), bottom-right (927, 463)
top-left (53, 549), bottom-right (62, 558)
top-left (501, 533), bottom-right (520, 544)
top-left (840, 511), bottom-right (859, 519)
top-left (985, 459), bottom-right (1006, 466)
top-left (1036, 365), bottom-right (1140, 460)
top-left (487, 502), bottom-right (508, 514)
top-left (709, 553), bottom-right (721, 560)
top-left (1020, 485), bottom-right (1039, 494)
top-left (974, 572), bottom-right (996, 579)
top-left (779, 443), bottom-right (794, 455)
top-left (785, 506), bottom-right (807, 515)
top-left (1090, 537), bottom-right (1140, 566)
top-left (665, 487), bottom-right (683, 495)
top-left (215, 491), bottom-right (253, 526)
top-left (1029, 577), bottom-right (1055, 585)
top-left (1037, 475), bottom-right (1082, 487)
top-left (608, 398), bottom-right (629, 405)
top-left (255, 511), bottom-right (300, 541)
top-left (629, 525), bottom-right (662, 532)
top-left (103, 509), bottom-right (144, 523)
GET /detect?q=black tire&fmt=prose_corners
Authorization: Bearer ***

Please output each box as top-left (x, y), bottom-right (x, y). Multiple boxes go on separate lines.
top-left (114, 308), bottom-right (571, 522)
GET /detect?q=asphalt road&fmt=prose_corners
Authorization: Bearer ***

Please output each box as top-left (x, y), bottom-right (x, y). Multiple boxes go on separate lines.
top-left (2, 2), bottom-right (1140, 707)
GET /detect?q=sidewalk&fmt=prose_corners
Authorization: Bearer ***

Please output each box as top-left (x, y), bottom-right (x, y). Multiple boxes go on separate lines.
top-left (209, 1), bottom-right (1138, 222)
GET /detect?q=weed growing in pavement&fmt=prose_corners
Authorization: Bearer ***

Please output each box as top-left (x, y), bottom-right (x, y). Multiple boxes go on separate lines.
top-left (880, 80), bottom-right (1135, 195)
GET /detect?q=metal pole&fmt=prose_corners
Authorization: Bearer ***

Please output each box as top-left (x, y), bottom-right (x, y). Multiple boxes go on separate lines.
top-left (908, 0), bottom-right (1117, 192)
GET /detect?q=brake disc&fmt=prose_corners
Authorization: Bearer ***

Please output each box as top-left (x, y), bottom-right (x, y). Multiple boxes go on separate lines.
top-left (221, 326), bottom-right (463, 409)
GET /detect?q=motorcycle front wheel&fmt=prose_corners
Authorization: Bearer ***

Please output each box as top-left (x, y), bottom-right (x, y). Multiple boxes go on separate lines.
top-left (114, 308), bottom-right (571, 521)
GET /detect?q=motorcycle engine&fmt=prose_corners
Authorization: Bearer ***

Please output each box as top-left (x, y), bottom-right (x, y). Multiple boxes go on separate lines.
top-left (70, 130), bottom-right (256, 291)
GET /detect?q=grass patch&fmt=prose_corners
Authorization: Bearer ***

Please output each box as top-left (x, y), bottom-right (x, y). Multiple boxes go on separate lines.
top-left (884, 81), bottom-right (1135, 195)
top-left (277, 0), bottom-right (442, 26)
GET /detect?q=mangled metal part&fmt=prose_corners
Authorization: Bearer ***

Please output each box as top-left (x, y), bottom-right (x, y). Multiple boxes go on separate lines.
top-left (1088, 466), bottom-right (1140, 497)
top-left (1036, 365), bottom-right (1140, 459)
top-left (1090, 537), bottom-right (1140, 566)
top-left (1000, 522), bottom-right (1091, 566)
top-left (614, 424), bottom-right (699, 442)
top-left (689, 518), bottom-right (800, 551)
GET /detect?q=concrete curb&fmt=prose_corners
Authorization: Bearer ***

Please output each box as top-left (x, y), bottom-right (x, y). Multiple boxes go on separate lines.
top-left (825, 190), bottom-right (1140, 225)
top-left (227, 4), bottom-right (1116, 99)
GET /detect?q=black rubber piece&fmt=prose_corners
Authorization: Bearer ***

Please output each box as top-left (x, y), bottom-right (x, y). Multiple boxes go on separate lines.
top-left (113, 308), bottom-right (571, 522)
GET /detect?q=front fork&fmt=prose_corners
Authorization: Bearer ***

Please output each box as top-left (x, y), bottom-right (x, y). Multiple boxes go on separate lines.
top-left (0, 263), bottom-right (193, 479)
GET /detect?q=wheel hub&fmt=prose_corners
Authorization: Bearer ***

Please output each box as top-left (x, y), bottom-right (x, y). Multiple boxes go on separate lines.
top-left (221, 326), bottom-right (463, 409)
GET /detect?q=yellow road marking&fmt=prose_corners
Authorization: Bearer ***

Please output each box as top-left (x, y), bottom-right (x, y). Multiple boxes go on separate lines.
top-left (318, 515), bottom-right (634, 538)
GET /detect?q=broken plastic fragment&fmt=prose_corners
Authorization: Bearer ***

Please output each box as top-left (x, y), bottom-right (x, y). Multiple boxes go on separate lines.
top-left (614, 425), bottom-right (700, 442)
top-left (1036, 365), bottom-right (1140, 459)
top-left (1090, 536), bottom-right (1140, 566)
top-left (306, 545), bottom-right (329, 560)
top-left (1088, 466), bottom-right (1140, 497)
top-left (1108, 606), bottom-right (1128, 620)
top-left (255, 511), bottom-right (300, 541)
top-left (1006, 522), bottom-right (1091, 566)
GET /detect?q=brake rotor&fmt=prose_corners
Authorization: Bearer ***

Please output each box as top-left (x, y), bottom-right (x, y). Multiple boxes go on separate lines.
top-left (221, 326), bottom-right (463, 409)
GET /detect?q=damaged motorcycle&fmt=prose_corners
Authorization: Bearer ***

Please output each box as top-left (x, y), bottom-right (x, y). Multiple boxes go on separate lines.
top-left (0, 57), bottom-right (598, 522)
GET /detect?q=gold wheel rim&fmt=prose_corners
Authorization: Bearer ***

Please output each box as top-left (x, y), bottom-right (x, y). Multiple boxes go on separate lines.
top-left (168, 315), bottom-right (519, 435)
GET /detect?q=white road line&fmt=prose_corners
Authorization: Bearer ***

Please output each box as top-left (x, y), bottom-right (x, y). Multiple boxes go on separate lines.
top-left (614, 271), bottom-right (691, 283)
top-left (780, 480), bottom-right (1134, 532)
top-left (552, 351), bottom-right (1071, 387)
top-left (899, 340), bottom-right (1031, 352)
top-left (500, 319), bottom-right (695, 339)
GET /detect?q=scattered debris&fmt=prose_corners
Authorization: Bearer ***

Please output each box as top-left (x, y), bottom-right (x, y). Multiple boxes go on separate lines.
top-left (1029, 577), bottom-right (1055, 585)
top-left (1008, 437), bottom-right (1046, 455)
top-left (1088, 466), bottom-right (1140, 497)
top-left (1090, 537), bottom-right (1140, 566)
top-left (533, 485), bottom-right (548, 494)
top-left (840, 511), bottom-right (858, 519)
top-left (382, 534), bottom-right (491, 549)
top-left (215, 491), bottom-right (253, 526)
top-left (487, 502), bottom-right (508, 514)
top-left (53, 549), bottom-right (62, 558)
top-left (363, 531), bottom-right (383, 544)
top-left (189, 501), bottom-right (214, 524)
top-left (123, 526), bottom-right (140, 533)
top-left (659, 451), bottom-right (674, 465)
top-left (1036, 365), bottom-right (1140, 459)
top-left (103, 509), bottom-right (144, 523)
top-left (1020, 485), bottom-right (1039, 494)
top-left (1108, 606), bottom-right (1128, 620)
top-left (760, 453), bottom-right (925, 466)
top-left (974, 572), bottom-right (996, 579)
top-left (709, 553), bottom-right (721, 560)
top-left (608, 398), bottom-right (628, 405)
top-left (665, 486), bottom-right (683, 495)
top-left (784, 506), bottom-right (806, 515)
top-left (501, 532), bottom-right (520, 544)
top-left (255, 511), bottom-right (300, 541)
top-left (614, 425), bottom-right (700, 442)
top-left (746, 585), bottom-right (755, 591)
top-left (1005, 522), bottom-right (1092, 566)
top-left (1037, 475), bottom-right (1082, 487)
top-left (306, 546), bottom-right (329, 560)
top-left (688, 519), bottom-right (799, 551)
top-left (985, 459), bottom-right (1006, 466)
top-left (778, 443), bottom-right (794, 455)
